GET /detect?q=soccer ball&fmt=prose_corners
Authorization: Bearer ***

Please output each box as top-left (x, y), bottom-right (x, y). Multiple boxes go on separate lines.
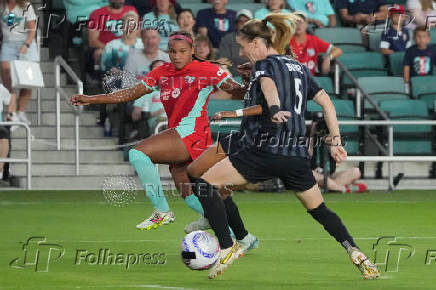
top-left (180, 230), bottom-right (220, 270)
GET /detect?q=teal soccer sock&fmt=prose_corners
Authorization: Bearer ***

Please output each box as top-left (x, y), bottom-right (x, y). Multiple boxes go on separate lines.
top-left (129, 149), bottom-right (169, 212)
top-left (184, 194), bottom-right (204, 215)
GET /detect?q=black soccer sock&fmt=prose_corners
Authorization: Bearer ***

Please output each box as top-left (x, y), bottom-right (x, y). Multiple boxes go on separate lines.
top-left (223, 196), bottom-right (248, 241)
top-left (308, 202), bottom-right (357, 250)
top-left (189, 176), bottom-right (233, 249)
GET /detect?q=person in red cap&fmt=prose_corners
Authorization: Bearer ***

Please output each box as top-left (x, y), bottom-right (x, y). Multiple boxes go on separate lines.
top-left (380, 4), bottom-right (411, 55)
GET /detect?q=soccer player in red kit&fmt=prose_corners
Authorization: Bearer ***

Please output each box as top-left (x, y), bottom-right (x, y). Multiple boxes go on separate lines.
top-left (71, 31), bottom-right (249, 232)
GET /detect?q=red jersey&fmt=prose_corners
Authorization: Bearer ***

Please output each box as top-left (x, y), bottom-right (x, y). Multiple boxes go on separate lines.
top-left (88, 5), bottom-right (137, 45)
top-left (290, 34), bottom-right (332, 75)
top-left (142, 60), bottom-right (229, 155)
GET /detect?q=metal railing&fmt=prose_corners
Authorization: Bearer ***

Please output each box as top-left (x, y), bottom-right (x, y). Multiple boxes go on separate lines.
top-left (54, 56), bottom-right (83, 175)
top-left (334, 60), bottom-right (390, 120)
top-left (0, 122), bottom-right (32, 189)
top-left (155, 119), bottom-right (436, 191)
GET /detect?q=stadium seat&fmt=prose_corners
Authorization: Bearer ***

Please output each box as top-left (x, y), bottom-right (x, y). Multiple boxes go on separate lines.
top-left (207, 99), bottom-right (243, 139)
top-left (358, 76), bottom-right (409, 109)
top-left (306, 99), bottom-right (360, 154)
top-left (430, 29), bottom-right (436, 44)
top-left (411, 76), bottom-right (436, 112)
top-left (339, 52), bottom-right (388, 87)
top-left (314, 27), bottom-right (366, 52)
top-left (379, 99), bottom-right (433, 154)
top-left (314, 76), bottom-right (335, 95)
top-left (368, 30), bottom-right (382, 52)
top-left (388, 52), bottom-right (405, 77)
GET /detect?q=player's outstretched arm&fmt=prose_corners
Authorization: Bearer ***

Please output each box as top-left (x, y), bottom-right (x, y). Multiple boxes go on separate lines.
top-left (212, 105), bottom-right (262, 121)
top-left (71, 83), bottom-right (151, 106)
top-left (313, 89), bottom-right (347, 164)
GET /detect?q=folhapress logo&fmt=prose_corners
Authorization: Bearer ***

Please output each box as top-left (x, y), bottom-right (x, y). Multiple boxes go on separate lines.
top-left (372, 236), bottom-right (415, 272)
top-left (9, 237), bottom-right (65, 272)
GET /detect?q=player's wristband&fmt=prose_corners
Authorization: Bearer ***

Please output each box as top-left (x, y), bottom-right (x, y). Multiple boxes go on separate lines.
top-left (235, 109), bottom-right (243, 117)
top-left (268, 105), bottom-right (280, 118)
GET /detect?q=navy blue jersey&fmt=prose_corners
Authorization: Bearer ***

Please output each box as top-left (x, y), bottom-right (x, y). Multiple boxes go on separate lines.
top-left (238, 55), bottom-right (322, 158)
top-left (404, 45), bottom-right (436, 77)
top-left (380, 26), bottom-right (411, 52)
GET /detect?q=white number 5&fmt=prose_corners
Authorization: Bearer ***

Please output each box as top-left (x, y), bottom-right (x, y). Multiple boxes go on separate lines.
top-left (294, 78), bottom-right (302, 115)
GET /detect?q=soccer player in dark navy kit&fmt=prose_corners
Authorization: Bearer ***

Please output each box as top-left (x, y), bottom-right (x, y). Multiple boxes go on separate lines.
top-left (187, 13), bottom-right (380, 279)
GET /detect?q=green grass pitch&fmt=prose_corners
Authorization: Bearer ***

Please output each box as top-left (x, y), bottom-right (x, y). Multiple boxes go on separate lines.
top-left (1, 189), bottom-right (436, 289)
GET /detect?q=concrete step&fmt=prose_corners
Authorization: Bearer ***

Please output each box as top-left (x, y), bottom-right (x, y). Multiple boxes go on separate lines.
top-left (31, 87), bottom-right (78, 100)
top-left (10, 165), bottom-right (172, 189)
top-left (11, 125), bottom-right (104, 138)
top-left (40, 61), bottom-right (53, 73)
top-left (10, 162), bottom-right (135, 176)
top-left (11, 137), bottom-right (119, 150)
top-left (361, 178), bottom-right (436, 190)
top-left (26, 99), bottom-right (75, 112)
top-left (25, 111), bottom-right (98, 126)
top-left (11, 150), bottom-right (124, 163)
top-left (361, 161), bottom-right (433, 178)
top-left (40, 47), bottom-right (49, 62)
top-left (43, 73), bottom-right (67, 87)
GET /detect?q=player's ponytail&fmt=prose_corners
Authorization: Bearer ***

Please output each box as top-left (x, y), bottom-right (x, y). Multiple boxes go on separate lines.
top-left (238, 12), bottom-right (302, 56)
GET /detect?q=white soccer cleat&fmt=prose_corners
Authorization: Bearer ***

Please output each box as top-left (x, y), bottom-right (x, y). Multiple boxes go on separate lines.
top-left (136, 209), bottom-right (175, 230)
top-left (184, 217), bottom-right (211, 234)
top-left (237, 233), bottom-right (259, 254)
top-left (348, 247), bottom-right (380, 279)
top-left (17, 112), bottom-right (31, 125)
top-left (208, 242), bottom-right (243, 279)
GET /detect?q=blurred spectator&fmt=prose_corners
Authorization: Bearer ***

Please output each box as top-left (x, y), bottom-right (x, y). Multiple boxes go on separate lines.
top-left (407, 0), bottom-right (436, 29)
top-left (312, 168), bottom-right (368, 193)
top-left (290, 13), bottom-right (342, 75)
top-left (255, 0), bottom-right (292, 20)
top-left (88, 0), bottom-right (137, 70)
top-left (142, 0), bottom-right (180, 51)
top-left (177, 9), bottom-right (196, 37)
top-left (287, 0), bottom-right (336, 27)
top-left (218, 9), bottom-right (252, 76)
top-left (130, 59), bottom-right (167, 138)
top-left (124, 29), bottom-right (170, 81)
top-left (0, 84), bottom-right (11, 184)
top-left (0, 0), bottom-right (38, 127)
top-left (336, 0), bottom-right (388, 27)
top-left (196, 0), bottom-right (237, 49)
top-left (101, 11), bottom-right (143, 72)
top-left (380, 5), bottom-right (412, 55)
top-left (194, 35), bottom-right (215, 60)
top-left (404, 26), bottom-right (436, 86)
top-left (125, 0), bottom-right (182, 18)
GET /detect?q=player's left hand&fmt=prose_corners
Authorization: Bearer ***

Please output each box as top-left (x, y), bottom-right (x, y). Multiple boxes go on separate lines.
top-left (330, 145), bottom-right (347, 165)
top-left (212, 111), bottom-right (235, 121)
top-left (271, 111), bottom-right (291, 123)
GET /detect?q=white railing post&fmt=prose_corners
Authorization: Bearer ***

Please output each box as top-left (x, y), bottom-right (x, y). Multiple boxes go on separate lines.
top-left (356, 89), bottom-right (362, 118)
top-left (388, 126), bottom-right (394, 190)
top-left (55, 61), bottom-right (61, 150)
top-left (334, 62), bottom-right (340, 95)
top-left (37, 88), bottom-right (41, 126)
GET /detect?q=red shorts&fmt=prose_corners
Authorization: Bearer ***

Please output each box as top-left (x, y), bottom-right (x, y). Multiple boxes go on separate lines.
top-left (170, 127), bottom-right (213, 171)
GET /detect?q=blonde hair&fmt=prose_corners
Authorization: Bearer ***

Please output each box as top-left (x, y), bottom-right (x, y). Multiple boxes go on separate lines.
top-left (420, 0), bottom-right (435, 11)
top-left (237, 12), bottom-right (301, 56)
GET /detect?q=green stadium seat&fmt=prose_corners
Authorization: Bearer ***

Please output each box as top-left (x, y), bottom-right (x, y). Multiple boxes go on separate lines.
top-left (306, 99), bottom-right (360, 154)
top-left (314, 76), bottom-right (335, 95)
top-left (358, 76), bottom-right (409, 109)
top-left (339, 52), bottom-right (388, 87)
top-left (314, 27), bottom-right (366, 52)
top-left (207, 99), bottom-right (243, 139)
top-left (411, 76), bottom-right (436, 112)
top-left (379, 99), bottom-right (433, 154)
top-left (388, 52), bottom-right (405, 77)
top-left (430, 29), bottom-right (436, 44)
top-left (368, 31), bottom-right (382, 52)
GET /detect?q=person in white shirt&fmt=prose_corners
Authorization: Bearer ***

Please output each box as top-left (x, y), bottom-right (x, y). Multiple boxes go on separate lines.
top-left (0, 0), bottom-right (38, 127)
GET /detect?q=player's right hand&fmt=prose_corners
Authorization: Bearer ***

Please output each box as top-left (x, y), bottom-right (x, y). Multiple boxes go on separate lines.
top-left (271, 111), bottom-right (291, 123)
top-left (71, 94), bottom-right (91, 106)
top-left (212, 111), bottom-right (235, 121)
